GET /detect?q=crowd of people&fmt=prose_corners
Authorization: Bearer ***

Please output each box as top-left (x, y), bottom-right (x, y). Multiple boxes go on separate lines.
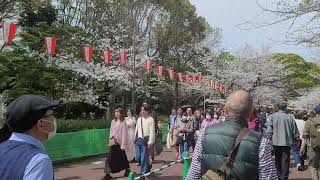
top-left (0, 91), bottom-right (320, 180)
top-left (186, 90), bottom-right (320, 180)
top-left (168, 107), bottom-right (226, 160)
top-left (102, 103), bottom-right (165, 180)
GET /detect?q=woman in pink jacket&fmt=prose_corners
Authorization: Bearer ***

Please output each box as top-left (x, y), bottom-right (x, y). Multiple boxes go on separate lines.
top-left (201, 112), bottom-right (220, 129)
top-left (103, 108), bottom-right (131, 180)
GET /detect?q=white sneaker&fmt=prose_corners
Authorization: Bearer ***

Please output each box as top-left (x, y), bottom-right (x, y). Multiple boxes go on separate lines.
top-left (297, 163), bottom-right (302, 171)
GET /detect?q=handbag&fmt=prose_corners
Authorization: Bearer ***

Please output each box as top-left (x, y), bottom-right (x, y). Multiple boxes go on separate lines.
top-left (135, 117), bottom-right (149, 146)
top-left (154, 131), bottom-right (163, 155)
top-left (166, 132), bottom-right (172, 149)
top-left (248, 121), bottom-right (256, 131)
top-left (202, 128), bottom-right (249, 180)
top-left (109, 136), bottom-right (117, 146)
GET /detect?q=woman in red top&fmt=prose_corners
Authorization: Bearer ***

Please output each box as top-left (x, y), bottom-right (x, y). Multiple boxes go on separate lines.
top-left (248, 108), bottom-right (257, 131)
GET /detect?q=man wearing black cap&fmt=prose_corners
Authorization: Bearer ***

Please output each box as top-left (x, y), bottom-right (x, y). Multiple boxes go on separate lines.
top-left (0, 95), bottom-right (59, 180)
top-left (300, 104), bottom-right (320, 180)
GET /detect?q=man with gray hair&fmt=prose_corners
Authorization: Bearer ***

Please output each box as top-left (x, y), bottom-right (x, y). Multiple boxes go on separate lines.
top-left (187, 90), bottom-right (278, 180)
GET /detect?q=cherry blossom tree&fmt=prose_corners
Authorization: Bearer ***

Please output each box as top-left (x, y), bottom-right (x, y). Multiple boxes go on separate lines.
top-left (204, 47), bottom-right (290, 104)
top-left (289, 87), bottom-right (320, 110)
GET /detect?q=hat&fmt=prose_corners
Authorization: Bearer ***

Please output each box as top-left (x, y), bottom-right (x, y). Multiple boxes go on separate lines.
top-left (315, 104), bottom-right (320, 113)
top-left (5, 95), bottom-right (59, 133)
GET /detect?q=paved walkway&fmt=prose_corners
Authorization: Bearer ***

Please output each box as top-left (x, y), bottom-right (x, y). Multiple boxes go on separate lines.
top-left (54, 147), bottom-right (312, 180)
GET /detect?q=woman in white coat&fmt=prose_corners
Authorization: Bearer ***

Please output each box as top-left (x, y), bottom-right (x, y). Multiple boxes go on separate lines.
top-left (125, 108), bottom-right (136, 161)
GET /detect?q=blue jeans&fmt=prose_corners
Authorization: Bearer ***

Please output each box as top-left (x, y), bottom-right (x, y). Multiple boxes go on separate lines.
top-left (135, 144), bottom-right (149, 175)
top-left (292, 142), bottom-right (304, 166)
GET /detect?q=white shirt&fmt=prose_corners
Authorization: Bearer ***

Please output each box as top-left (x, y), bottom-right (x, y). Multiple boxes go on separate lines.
top-left (135, 116), bottom-right (155, 144)
top-left (295, 119), bottom-right (306, 139)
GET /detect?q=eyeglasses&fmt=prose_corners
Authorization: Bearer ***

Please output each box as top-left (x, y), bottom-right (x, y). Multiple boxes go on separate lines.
top-left (43, 112), bottom-right (57, 118)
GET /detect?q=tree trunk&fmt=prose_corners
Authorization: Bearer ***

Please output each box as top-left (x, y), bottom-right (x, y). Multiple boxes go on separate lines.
top-left (106, 92), bottom-right (115, 127)
top-left (174, 80), bottom-right (179, 107)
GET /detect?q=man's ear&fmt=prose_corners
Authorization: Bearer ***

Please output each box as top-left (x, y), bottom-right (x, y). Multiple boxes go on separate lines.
top-left (223, 106), bottom-right (228, 115)
top-left (248, 108), bottom-right (254, 120)
top-left (35, 119), bottom-right (44, 130)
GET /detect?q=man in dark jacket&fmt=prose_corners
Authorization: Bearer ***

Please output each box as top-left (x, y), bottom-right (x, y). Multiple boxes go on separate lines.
top-left (300, 105), bottom-right (320, 180)
top-left (187, 90), bottom-right (263, 180)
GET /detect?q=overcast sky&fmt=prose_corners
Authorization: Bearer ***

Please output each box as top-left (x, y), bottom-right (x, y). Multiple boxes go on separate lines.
top-left (190, 0), bottom-right (316, 60)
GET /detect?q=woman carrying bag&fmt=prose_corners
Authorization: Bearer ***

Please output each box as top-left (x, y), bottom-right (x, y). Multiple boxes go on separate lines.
top-left (135, 104), bottom-right (155, 176)
top-left (102, 108), bottom-right (131, 180)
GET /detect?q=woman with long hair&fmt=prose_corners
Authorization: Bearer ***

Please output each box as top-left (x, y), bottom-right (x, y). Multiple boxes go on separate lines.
top-left (125, 108), bottom-right (136, 162)
top-left (103, 108), bottom-right (131, 180)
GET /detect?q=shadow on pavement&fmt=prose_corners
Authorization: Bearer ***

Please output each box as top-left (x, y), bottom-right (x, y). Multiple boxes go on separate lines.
top-left (152, 159), bottom-right (176, 164)
top-left (56, 176), bottom-right (82, 180)
top-left (149, 175), bottom-right (181, 180)
top-left (91, 167), bottom-right (105, 170)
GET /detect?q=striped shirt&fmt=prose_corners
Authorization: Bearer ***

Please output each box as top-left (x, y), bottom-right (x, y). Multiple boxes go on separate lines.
top-left (186, 129), bottom-right (278, 180)
top-left (258, 136), bottom-right (278, 180)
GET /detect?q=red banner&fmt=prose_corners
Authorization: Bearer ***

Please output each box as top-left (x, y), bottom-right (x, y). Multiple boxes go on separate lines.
top-left (157, 66), bottom-right (164, 79)
top-left (1, 22), bottom-right (16, 47)
top-left (83, 47), bottom-right (93, 63)
top-left (145, 60), bottom-right (153, 72)
top-left (167, 69), bottom-right (175, 80)
top-left (102, 50), bottom-right (112, 65)
top-left (44, 37), bottom-right (57, 57)
top-left (118, 51), bottom-right (127, 65)
top-left (214, 82), bottom-right (220, 91)
top-left (177, 73), bottom-right (183, 82)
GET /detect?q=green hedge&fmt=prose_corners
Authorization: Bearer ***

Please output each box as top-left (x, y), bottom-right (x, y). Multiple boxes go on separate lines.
top-left (57, 119), bottom-right (108, 133)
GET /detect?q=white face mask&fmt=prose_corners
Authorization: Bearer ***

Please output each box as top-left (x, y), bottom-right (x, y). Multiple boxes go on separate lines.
top-left (41, 119), bottom-right (57, 140)
top-left (206, 115), bottom-right (211, 120)
top-left (213, 115), bottom-right (218, 119)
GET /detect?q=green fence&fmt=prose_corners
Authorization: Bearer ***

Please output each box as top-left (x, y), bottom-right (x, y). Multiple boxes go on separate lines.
top-left (44, 129), bottom-right (109, 161)
top-left (45, 122), bottom-right (169, 162)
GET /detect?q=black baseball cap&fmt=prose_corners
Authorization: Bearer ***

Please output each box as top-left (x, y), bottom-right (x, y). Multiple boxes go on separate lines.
top-left (5, 95), bottom-right (59, 133)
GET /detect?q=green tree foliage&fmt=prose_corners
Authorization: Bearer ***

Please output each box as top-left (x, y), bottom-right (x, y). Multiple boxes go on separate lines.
top-left (0, 0), bottom-right (17, 22)
top-left (16, 2), bottom-right (87, 58)
top-left (18, 23), bottom-right (87, 59)
top-left (218, 52), bottom-right (236, 62)
top-left (272, 53), bottom-right (320, 91)
top-left (19, 3), bottom-right (57, 26)
top-left (0, 52), bottom-right (73, 103)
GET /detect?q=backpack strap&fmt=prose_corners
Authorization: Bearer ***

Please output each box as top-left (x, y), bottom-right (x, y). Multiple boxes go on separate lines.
top-left (135, 117), bottom-right (143, 140)
top-left (140, 117), bottom-right (144, 137)
top-left (218, 127), bottom-right (249, 179)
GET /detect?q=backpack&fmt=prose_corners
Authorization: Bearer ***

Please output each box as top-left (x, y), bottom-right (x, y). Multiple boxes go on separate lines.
top-left (201, 128), bottom-right (249, 180)
top-left (309, 118), bottom-right (320, 149)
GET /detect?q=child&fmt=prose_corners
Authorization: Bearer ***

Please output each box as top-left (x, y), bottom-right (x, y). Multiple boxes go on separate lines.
top-left (157, 118), bottom-right (164, 131)
top-left (156, 118), bottom-right (164, 147)
top-left (154, 117), bottom-right (164, 156)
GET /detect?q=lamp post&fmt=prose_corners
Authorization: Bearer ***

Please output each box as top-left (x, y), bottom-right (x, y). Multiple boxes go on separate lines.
top-left (203, 93), bottom-right (206, 111)
top-left (131, 25), bottom-right (137, 112)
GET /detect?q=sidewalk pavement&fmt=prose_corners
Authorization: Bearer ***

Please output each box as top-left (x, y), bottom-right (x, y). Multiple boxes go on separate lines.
top-left (54, 148), bottom-right (312, 180)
